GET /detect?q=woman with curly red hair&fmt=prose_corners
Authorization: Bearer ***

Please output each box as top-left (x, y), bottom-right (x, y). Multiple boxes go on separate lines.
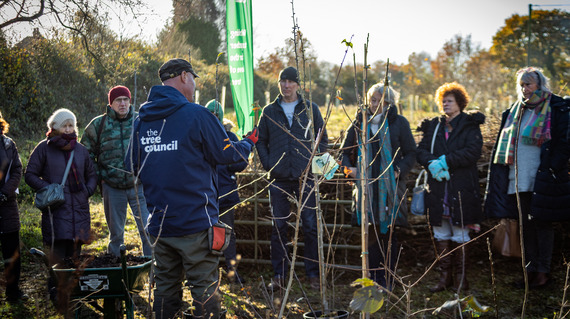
top-left (416, 82), bottom-right (485, 293)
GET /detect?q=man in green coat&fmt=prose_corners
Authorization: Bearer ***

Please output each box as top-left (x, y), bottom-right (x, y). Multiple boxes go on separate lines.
top-left (81, 85), bottom-right (151, 256)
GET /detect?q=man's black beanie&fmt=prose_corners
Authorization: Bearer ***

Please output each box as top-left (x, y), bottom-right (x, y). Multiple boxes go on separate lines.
top-left (279, 66), bottom-right (299, 84)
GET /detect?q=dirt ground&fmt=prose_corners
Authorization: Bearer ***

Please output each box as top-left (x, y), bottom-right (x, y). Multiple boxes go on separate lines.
top-left (219, 218), bottom-right (570, 318)
top-left (4, 160), bottom-right (570, 319)
top-left (2, 209), bottom-right (570, 318)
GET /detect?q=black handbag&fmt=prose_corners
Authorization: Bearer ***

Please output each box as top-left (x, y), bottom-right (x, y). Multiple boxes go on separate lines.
top-left (34, 150), bottom-right (74, 210)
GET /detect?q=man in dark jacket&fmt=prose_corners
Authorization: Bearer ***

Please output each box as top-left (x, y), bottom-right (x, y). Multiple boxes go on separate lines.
top-left (81, 86), bottom-right (151, 257)
top-left (127, 58), bottom-right (257, 319)
top-left (256, 66), bottom-right (328, 291)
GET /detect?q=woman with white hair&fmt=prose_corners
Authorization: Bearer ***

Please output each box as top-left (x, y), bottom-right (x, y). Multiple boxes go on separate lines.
top-left (485, 67), bottom-right (570, 289)
top-left (25, 108), bottom-right (97, 299)
top-left (340, 83), bottom-right (416, 290)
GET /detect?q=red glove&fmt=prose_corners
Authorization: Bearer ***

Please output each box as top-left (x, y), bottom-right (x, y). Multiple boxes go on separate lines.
top-left (244, 127), bottom-right (259, 144)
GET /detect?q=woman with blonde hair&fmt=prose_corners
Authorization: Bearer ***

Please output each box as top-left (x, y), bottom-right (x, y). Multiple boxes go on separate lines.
top-left (416, 82), bottom-right (485, 293)
top-left (341, 83), bottom-right (416, 290)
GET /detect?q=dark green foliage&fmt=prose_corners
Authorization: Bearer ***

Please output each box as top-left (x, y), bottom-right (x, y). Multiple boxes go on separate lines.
top-left (0, 22), bottom-right (165, 139)
top-left (0, 38), bottom-right (54, 139)
top-left (177, 17), bottom-right (222, 64)
top-left (32, 37), bottom-right (106, 133)
top-left (115, 49), bottom-right (164, 110)
top-left (0, 34), bottom-right (105, 139)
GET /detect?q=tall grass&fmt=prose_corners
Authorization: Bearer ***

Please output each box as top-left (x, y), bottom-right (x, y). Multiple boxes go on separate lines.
top-left (224, 104), bottom-right (442, 142)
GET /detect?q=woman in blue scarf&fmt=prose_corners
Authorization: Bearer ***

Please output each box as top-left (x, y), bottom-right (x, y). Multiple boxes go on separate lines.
top-left (341, 83), bottom-right (416, 290)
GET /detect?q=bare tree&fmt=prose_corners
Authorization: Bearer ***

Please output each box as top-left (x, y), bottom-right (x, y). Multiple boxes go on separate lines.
top-left (0, 0), bottom-right (46, 29)
top-left (0, 0), bottom-right (146, 30)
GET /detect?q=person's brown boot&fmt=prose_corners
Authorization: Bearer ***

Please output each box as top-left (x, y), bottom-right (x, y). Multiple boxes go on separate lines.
top-left (430, 240), bottom-right (453, 293)
top-left (530, 272), bottom-right (551, 289)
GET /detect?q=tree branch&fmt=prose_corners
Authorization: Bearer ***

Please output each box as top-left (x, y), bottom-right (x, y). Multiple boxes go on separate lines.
top-left (0, 0), bottom-right (46, 29)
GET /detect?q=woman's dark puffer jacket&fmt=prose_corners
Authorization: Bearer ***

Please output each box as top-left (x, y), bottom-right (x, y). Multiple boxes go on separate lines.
top-left (25, 140), bottom-right (97, 244)
top-left (416, 111), bottom-right (485, 226)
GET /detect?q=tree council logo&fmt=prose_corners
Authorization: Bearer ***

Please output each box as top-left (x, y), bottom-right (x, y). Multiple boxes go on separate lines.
top-left (140, 128), bottom-right (178, 153)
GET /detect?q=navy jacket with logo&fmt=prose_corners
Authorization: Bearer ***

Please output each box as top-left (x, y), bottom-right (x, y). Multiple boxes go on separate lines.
top-left (127, 85), bottom-right (253, 237)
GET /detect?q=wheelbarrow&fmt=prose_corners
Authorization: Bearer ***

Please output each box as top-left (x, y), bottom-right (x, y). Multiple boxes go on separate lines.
top-left (30, 245), bottom-right (152, 319)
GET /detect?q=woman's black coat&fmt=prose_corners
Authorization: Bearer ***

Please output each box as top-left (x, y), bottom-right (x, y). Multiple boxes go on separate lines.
top-left (0, 135), bottom-right (22, 234)
top-left (416, 111), bottom-right (485, 226)
top-left (25, 140), bottom-right (97, 244)
top-left (484, 94), bottom-right (570, 221)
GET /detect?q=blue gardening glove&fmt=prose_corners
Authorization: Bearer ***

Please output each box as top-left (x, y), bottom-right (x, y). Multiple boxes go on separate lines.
top-left (437, 155), bottom-right (448, 170)
top-left (428, 159), bottom-right (445, 178)
top-left (434, 169), bottom-right (450, 182)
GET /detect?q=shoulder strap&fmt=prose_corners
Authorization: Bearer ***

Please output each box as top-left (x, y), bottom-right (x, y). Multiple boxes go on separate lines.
top-left (95, 114), bottom-right (107, 157)
top-left (1, 136), bottom-right (12, 183)
top-left (61, 150), bottom-right (75, 186)
top-left (431, 121), bottom-right (440, 154)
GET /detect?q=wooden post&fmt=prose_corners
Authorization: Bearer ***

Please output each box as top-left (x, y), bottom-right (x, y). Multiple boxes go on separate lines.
top-left (221, 86), bottom-right (227, 112)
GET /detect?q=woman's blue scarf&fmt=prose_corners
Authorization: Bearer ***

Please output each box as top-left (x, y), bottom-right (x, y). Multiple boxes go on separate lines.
top-left (354, 111), bottom-right (397, 234)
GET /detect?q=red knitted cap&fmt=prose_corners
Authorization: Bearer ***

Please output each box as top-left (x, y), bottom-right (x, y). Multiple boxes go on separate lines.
top-left (108, 86), bottom-right (131, 105)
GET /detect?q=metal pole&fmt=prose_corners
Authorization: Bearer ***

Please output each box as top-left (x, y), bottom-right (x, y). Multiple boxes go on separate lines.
top-left (133, 72), bottom-right (137, 109)
top-left (527, 4), bottom-right (532, 66)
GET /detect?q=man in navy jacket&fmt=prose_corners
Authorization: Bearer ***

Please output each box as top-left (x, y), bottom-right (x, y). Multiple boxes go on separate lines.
top-left (127, 58), bottom-right (257, 319)
top-left (256, 66), bottom-right (328, 290)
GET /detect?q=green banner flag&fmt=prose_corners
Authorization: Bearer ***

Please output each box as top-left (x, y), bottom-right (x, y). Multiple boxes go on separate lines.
top-left (226, 0), bottom-right (254, 136)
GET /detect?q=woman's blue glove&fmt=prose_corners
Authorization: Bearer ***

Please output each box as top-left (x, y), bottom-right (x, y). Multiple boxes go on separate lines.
top-left (437, 155), bottom-right (448, 170)
top-left (434, 169), bottom-right (450, 182)
top-left (428, 159), bottom-right (445, 177)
